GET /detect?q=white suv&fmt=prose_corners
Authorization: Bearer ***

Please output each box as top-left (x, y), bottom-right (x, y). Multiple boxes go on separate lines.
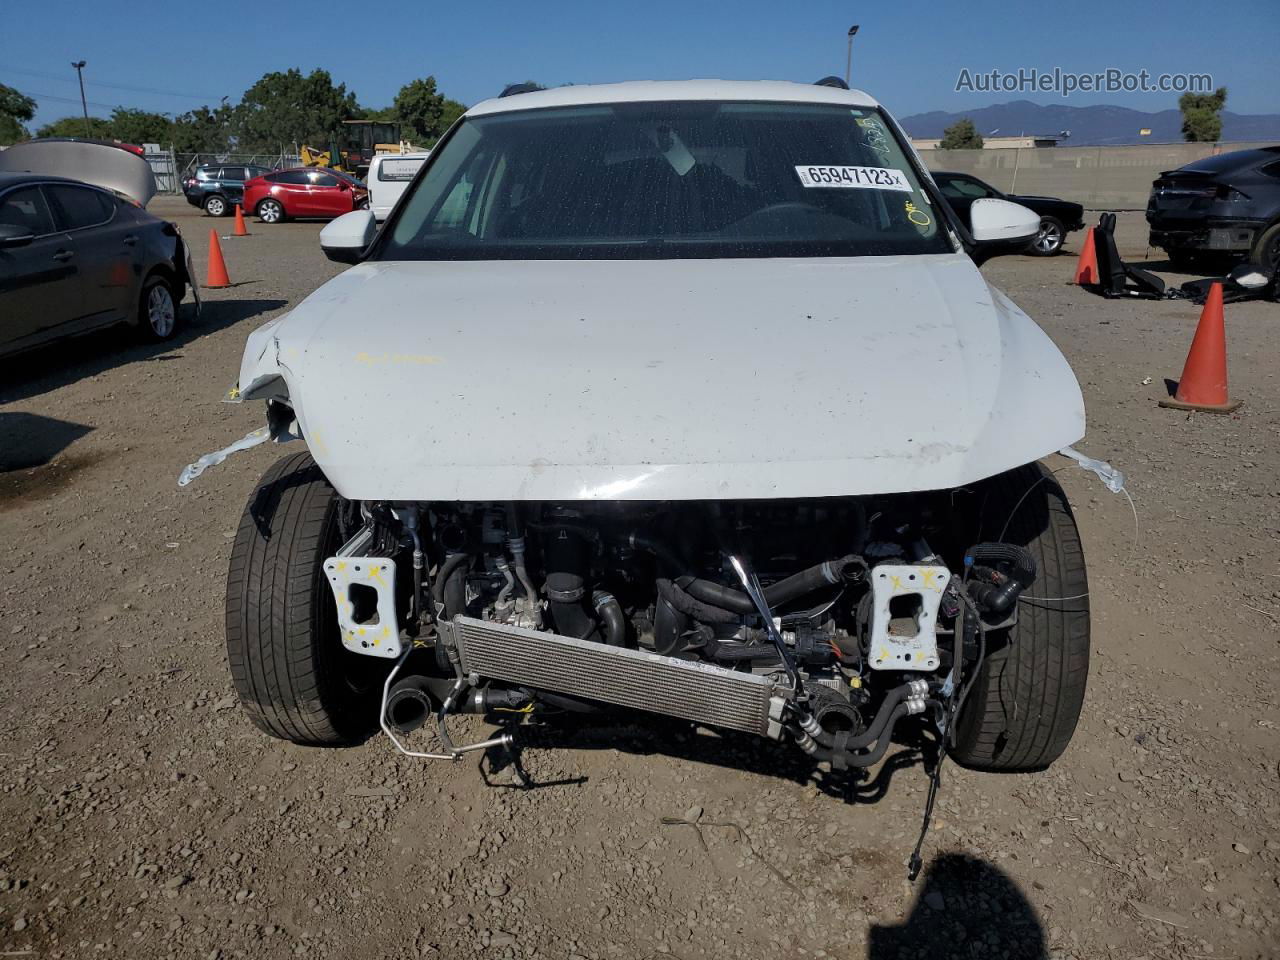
top-left (190, 80), bottom-right (1090, 789)
top-left (366, 151), bottom-right (430, 221)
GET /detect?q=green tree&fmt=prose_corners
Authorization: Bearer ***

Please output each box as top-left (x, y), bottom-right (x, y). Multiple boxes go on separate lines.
top-left (233, 68), bottom-right (360, 152)
top-left (106, 107), bottom-right (173, 146)
top-left (1180, 87), bottom-right (1227, 143)
top-left (939, 118), bottom-right (983, 150)
top-left (170, 104), bottom-right (236, 153)
top-left (391, 77), bottom-right (466, 146)
top-left (36, 115), bottom-right (112, 138)
top-left (0, 83), bottom-right (37, 144)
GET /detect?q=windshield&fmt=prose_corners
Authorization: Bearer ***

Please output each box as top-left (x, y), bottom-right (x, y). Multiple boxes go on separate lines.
top-left (380, 100), bottom-right (952, 260)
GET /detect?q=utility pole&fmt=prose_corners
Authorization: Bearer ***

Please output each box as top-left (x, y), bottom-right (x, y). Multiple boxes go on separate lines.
top-left (845, 25), bottom-right (860, 86)
top-left (71, 60), bottom-right (90, 137)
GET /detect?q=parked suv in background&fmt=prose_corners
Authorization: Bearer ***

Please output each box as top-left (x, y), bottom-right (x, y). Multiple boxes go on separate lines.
top-left (242, 167), bottom-right (368, 223)
top-left (182, 164), bottom-right (273, 217)
top-left (933, 171), bottom-right (1085, 256)
top-left (1147, 146), bottom-right (1280, 269)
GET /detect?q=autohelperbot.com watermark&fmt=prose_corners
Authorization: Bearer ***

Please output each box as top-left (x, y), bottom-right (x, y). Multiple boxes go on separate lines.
top-left (955, 67), bottom-right (1214, 98)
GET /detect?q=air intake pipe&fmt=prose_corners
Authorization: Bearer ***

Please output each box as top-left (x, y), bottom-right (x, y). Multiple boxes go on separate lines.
top-left (964, 543), bottom-right (1037, 616)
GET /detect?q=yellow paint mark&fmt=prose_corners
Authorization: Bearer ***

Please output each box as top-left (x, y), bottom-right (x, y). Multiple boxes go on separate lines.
top-left (382, 625), bottom-right (390, 636)
top-left (905, 200), bottom-right (931, 227)
top-left (921, 569), bottom-right (942, 590)
top-left (357, 627), bottom-right (366, 636)
top-left (412, 638), bottom-right (428, 649)
top-left (336, 561), bottom-right (347, 572)
top-left (889, 574), bottom-right (903, 591)
top-left (308, 429), bottom-right (330, 459)
top-left (367, 566), bottom-right (387, 587)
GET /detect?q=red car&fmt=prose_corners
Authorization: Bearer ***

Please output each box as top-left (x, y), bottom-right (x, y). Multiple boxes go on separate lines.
top-left (242, 168), bottom-right (368, 224)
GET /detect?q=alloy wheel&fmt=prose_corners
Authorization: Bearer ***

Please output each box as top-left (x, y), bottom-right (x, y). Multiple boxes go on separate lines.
top-left (148, 284), bottom-right (176, 338)
top-left (1035, 220), bottom-right (1063, 254)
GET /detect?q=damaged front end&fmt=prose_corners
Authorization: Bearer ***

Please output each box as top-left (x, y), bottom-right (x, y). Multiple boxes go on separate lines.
top-left (317, 495), bottom-right (1030, 770)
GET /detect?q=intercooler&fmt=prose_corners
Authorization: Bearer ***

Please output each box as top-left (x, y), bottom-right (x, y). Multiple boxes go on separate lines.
top-left (450, 616), bottom-right (781, 737)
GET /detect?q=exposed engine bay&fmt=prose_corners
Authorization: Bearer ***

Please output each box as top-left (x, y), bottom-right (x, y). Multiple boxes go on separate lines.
top-left (323, 496), bottom-right (1036, 787)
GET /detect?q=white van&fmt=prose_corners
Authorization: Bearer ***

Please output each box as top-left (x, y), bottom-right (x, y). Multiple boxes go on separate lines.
top-left (367, 152), bottom-right (430, 220)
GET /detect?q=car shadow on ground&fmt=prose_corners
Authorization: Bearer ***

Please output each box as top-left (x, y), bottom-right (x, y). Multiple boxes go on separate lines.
top-left (0, 297), bottom-right (286, 406)
top-left (868, 852), bottom-right (1048, 959)
top-left (0, 411), bottom-right (93, 471)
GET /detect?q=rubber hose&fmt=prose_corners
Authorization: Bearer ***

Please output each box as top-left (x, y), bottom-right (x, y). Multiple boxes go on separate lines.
top-left (700, 636), bottom-right (782, 663)
top-left (593, 591), bottom-right (627, 646)
top-left (682, 555), bottom-right (860, 617)
top-left (531, 690), bottom-right (602, 713)
top-left (965, 542), bottom-right (1037, 615)
top-left (804, 705), bottom-right (909, 768)
top-left (806, 682), bottom-right (915, 751)
top-left (431, 553), bottom-right (470, 605)
top-left (655, 578), bottom-right (740, 624)
top-left (385, 676), bottom-right (435, 734)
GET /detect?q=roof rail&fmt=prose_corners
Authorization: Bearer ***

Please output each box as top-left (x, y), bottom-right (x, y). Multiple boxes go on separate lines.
top-left (499, 83), bottom-right (543, 98)
top-left (814, 76), bottom-right (849, 90)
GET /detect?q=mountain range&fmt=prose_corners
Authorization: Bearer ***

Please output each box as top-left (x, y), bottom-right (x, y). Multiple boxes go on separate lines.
top-left (899, 100), bottom-right (1280, 146)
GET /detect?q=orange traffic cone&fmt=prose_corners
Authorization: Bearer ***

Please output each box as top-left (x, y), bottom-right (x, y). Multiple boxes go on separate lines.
top-left (1158, 283), bottom-right (1242, 414)
top-left (233, 204), bottom-right (248, 237)
top-left (205, 229), bottom-right (231, 288)
top-left (1073, 227), bottom-right (1098, 285)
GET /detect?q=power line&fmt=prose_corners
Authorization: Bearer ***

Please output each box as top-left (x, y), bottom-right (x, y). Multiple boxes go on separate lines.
top-left (20, 89), bottom-right (128, 112)
top-left (1, 64), bottom-right (222, 102)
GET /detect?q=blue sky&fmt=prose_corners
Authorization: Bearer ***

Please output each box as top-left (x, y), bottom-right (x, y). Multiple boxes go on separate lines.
top-left (4, 0), bottom-right (1276, 130)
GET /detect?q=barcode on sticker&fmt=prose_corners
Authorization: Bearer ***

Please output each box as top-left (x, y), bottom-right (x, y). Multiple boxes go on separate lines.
top-left (795, 165), bottom-right (913, 192)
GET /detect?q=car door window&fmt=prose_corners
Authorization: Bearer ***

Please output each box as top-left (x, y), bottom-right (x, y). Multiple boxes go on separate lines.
top-left (311, 172), bottom-right (340, 188)
top-left (943, 176), bottom-right (996, 200)
top-left (272, 171), bottom-right (312, 185)
top-left (0, 186), bottom-right (57, 236)
top-left (222, 166), bottom-right (246, 182)
top-left (47, 185), bottom-right (114, 231)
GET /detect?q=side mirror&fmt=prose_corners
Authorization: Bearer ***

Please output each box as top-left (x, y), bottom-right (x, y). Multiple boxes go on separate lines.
top-left (968, 197), bottom-right (1040, 264)
top-left (0, 223), bottom-right (35, 248)
top-left (320, 209), bottom-right (376, 264)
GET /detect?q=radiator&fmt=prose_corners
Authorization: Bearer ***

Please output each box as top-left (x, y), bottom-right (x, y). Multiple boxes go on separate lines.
top-left (451, 616), bottom-right (779, 736)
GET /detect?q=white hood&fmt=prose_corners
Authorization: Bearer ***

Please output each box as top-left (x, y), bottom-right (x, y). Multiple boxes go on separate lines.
top-left (238, 254), bottom-right (1084, 501)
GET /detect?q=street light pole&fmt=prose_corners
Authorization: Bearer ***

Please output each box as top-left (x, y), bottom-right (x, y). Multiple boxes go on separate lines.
top-left (71, 60), bottom-right (90, 138)
top-left (845, 25), bottom-right (860, 86)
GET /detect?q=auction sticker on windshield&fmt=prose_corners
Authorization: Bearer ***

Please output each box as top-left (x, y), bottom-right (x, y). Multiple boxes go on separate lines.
top-left (795, 165), bottom-right (913, 191)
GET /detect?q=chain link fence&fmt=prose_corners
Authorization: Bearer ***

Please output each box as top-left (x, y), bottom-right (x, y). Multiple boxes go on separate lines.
top-left (146, 150), bottom-right (302, 193)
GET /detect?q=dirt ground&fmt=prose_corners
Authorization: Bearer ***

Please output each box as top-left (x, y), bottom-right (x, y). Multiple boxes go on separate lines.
top-left (1, 197), bottom-right (1277, 960)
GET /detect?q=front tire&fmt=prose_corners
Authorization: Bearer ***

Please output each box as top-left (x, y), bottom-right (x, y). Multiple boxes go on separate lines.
top-left (1029, 216), bottom-right (1065, 256)
top-left (204, 194), bottom-right (228, 217)
top-left (225, 452), bottom-right (383, 745)
top-left (138, 274), bottom-right (179, 341)
top-left (951, 464), bottom-right (1090, 771)
top-left (257, 198), bottom-right (285, 224)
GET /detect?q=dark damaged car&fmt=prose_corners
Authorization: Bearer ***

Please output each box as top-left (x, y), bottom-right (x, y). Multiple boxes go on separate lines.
top-left (1147, 146), bottom-right (1280, 269)
top-left (0, 141), bottom-right (198, 357)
